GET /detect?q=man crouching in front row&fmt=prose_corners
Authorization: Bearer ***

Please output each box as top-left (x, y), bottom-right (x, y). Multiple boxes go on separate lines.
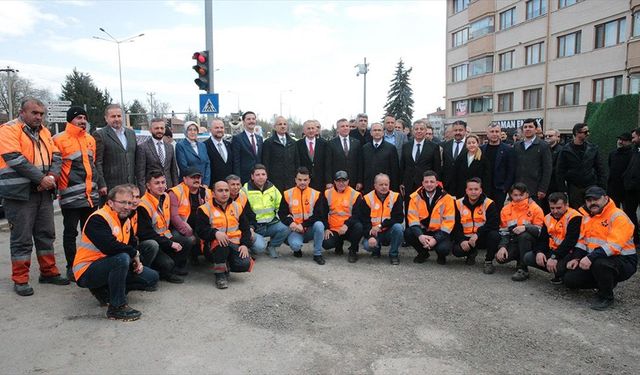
top-left (196, 181), bottom-right (253, 289)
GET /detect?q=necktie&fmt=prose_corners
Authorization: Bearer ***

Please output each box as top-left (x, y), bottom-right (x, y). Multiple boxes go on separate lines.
top-left (281, 137), bottom-right (286, 146)
top-left (157, 141), bottom-right (165, 167)
top-left (415, 143), bottom-right (421, 162)
top-left (250, 134), bottom-right (257, 155)
top-left (374, 143), bottom-right (379, 149)
top-left (454, 141), bottom-right (461, 159)
top-left (343, 137), bottom-right (349, 156)
top-left (217, 142), bottom-right (227, 163)
top-left (309, 141), bottom-right (314, 159)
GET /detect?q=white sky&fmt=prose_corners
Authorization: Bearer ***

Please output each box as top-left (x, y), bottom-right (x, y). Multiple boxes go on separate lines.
top-left (0, 0), bottom-right (446, 129)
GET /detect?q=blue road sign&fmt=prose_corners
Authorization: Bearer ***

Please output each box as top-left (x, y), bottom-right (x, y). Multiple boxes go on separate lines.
top-left (199, 93), bottom-right (219, 114)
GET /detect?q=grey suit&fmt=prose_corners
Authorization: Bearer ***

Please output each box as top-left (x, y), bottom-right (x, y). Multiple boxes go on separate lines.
top-left (383, 130), bottom-right (408, 161)
top-left (94, 126), bottom-right (137, 191)
top-left (136, 137), bottom-right (179, 193)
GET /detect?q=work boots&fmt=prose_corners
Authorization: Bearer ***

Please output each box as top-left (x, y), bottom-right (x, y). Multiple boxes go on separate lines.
top-left (215, 273), bottom-right (228, 289)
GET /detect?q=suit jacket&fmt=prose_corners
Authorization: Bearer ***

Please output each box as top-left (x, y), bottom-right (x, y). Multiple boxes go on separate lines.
top-left (441, 138), bottom-right (466, 192)
top-left (297, 137), bottom-right (330, 192)
top-left (94, 125), bottom-right (137, 190)
top-left (480, 142), bottom-right (515, 193)
top-left (349, 128), bottom-right (372, 146)
top-left (135, 137), bottom-right (179, 193)
top-left (204, 137), bottom-right (233, 185)
top-left (262, 134), bottom-right (299, 191)
top-left (326, 136), bottom-right (362, 188)
top-left (175, 138), bottom-right (211, 186)
top-left (514, 136), bottom-right (552, 194)
top-left (400, 139), bottom-right (441, 194)
top-left (232, 131), bottom-right (263, 184)
top-left (361, 141), bottom-right (399, 192)
top-left (450, 149), bottom-right (492, 198)
top-left (384, 130), bottom-right (408, 161)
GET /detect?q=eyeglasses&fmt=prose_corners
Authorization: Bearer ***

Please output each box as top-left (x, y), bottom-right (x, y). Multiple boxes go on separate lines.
top-left (113, 200), bottom-right (134, 206)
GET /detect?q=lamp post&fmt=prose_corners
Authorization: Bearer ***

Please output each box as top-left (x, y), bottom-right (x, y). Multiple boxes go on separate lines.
top-left (280, 89), bottom-right (292, 116)
top-left (1, 66), bottom-right (19, 119)
top-left (355, 57), bottom-right (369, 113)
top-left (93, 28), bottom-right (144, 106)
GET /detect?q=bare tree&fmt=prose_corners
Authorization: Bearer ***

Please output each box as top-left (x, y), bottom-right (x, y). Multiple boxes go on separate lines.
top-left (0, 73), bottom-right (53, 118)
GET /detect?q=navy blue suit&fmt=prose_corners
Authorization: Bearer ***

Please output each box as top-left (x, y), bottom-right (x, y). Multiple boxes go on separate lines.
top-left (175, 138), bottom-right (211, 186)
top-left (481, 142), bottom-right (515, 209)
top-left (232, 131), bottom-right (263, 184)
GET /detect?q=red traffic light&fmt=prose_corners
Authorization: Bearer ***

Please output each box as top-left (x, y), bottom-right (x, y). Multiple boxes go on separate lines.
top-left (192, 52), bottom-right (207, 64)
top-left (192, 50), bottom-right (210, 92)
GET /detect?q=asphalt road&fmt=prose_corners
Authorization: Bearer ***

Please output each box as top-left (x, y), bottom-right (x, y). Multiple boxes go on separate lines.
top-left (1, 213), bottom-right (639, 374)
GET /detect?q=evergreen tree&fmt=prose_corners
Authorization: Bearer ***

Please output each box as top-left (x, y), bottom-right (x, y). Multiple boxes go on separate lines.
top-left (60, 68), bottom-right (111, 127)
top-left (128, 99), bottom-right (148, 130)
top-left (383, 59), bottom-right (414, 128)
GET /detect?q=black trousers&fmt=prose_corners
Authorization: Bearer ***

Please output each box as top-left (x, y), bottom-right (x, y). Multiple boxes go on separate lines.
top-left (203, 243), bottom-right (251, 274)
top-left (138, 239), bottom-right (178, 277)
top-left (563, 256), bottom-right (637, 299)
top-left (61, 206), bottom-right (96, 270)
top-left (322, 222), bottom-right (363, 252)
top-left (523, 250), bottom-right (571, 278)
top-left (452, 230), bottom-right (500, 261)
top-left (405, 228), bottom-right (452, 257)
top-left (496, 232), bottom-right (535, 270)
top-left (623, 190), bottom-right (640, 245)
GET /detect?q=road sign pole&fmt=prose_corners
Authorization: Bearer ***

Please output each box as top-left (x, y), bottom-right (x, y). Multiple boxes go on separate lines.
top-left (205, 0), bottom-right (214, 123)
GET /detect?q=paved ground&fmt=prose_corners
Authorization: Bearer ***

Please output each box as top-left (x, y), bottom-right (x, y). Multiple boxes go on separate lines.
top-left (1, 213), bottom-right (639, 374)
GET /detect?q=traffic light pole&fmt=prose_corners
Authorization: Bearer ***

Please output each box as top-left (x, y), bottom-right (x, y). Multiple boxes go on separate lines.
top-left (204, 0), bottom-right (214, 123)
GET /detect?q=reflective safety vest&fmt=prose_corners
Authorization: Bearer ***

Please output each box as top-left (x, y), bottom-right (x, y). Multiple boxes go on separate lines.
top-left (500, 198), bottom-right (544, 231)
top-left (199, 200), bottom-right (244, 248)
top-left (407, 189), bottom-right (455, 233)
top-left (544, 207), bottom-right (581, 251)
top-left (243, 182), bottom-right (282, 224)
top-left (325, 186), bottom-right (359, 231)
top-left (169, 183), bottom-right (211, 221)
top-left (234, 189), bottom-right (248, 207)
top-left (139, 191), bottom-right (172, 238)
top-left (73, 205), bottom-right (132, 280)
top-left (456, 197), bottom-right (494, 235)
top-left (363, 190), bottom-right (399, 230)
top-left (283, 187), bottom-right (320, 225)
top-left (576, 199), bottom-right (636, 256)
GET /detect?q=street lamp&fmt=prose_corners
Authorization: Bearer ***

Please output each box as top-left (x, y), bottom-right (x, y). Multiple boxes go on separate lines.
top-left (355, 57), bottom-right (369, 113)
top-left (92, 28), bottom-right (145, 106)
top-left (280, 89), bottom-right (292, 116)
top-left (0, 66), bottom-right (19, 119)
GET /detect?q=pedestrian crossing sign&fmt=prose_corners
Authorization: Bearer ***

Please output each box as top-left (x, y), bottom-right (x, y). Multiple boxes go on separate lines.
top-left (199, 93), bottom-right (219, 114)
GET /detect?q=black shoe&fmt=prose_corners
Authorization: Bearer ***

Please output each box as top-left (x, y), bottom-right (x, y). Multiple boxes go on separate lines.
top-left (549, 276), bottom-right (563, 285)
top-left (144, 284), bottom-right (158, 292)
top-left (173, 267), bottom-right (188, 276)
top-left (190, 253), bottom-right (200, 266)
top-left (413, 252), bottom-right (429, 264)
top-left (161, 273), bottom-right (184, 284)
top-left (89, 287), bottom-right (109, 306)
top-left (66, 269), bottom-right (76, 283)
top-left (14, 283), bottom-right (34, 296)
top-left (348, 251), bottom-right (358, 263)
top-left (38, 274), bottom-right (70, 285)
top-left (106, 304), bottom-right (141, 321)
top-left (591, 296), bottom-right (614, 311)
top-left (335, 248), bottom-right (344, 255)
top-left (215, 273), bottom-right (228, 289)
top-left (465, 249), bottom-right (478, 265)
top-left (436, 254), bottom-right (446, 265)
top-left (401, 241), bottom-right (408, 247)
top-left (293, 250), bottom-right (303, 258)
top-left (390, 257), bottom-right (399, 265)
top-left (483, 261), bottom-right (495, 274)
top-left (313, 255), bottom-right (326, 265)
top-left (371, 250), bottom-right (381, 258)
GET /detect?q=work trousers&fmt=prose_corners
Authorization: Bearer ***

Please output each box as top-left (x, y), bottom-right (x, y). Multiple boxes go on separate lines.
top-left (496, 232), bottom-right (535, 270)
top-left (61, 206), bottom-right (96, 271)
top-left (165, 232), bottom-right (193, 270)
top-left (5, 191), bottom-right (60, 284)
top-left (452, 230), bottom-right (500, 261)
top-left (563, 256), bottom-right (637, 299)
top-left (523, 250), bottom-right (571, 278)
top-left (76, 253), bottom-right (159, 308)
top-left (203, 243), bottom-right (252, 274)
top-left (405, 227), bottom-right (452, 258)
top-left (364, 223), bottom-right (403, 257)
top-left (322, 222), bottom-right (364, 252)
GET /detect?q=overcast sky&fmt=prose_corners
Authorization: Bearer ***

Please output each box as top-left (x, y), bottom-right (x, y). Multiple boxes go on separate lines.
top-left (1, 0), bottom-right (446, 129)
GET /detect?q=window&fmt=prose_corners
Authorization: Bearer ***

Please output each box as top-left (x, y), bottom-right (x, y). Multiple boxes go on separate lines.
top-left (593, 76), bottom-right (622, 102)
top-left (558, 31), bottom-right (581, 57)
top-left (499, 51), bottom-right (514, 71)
top-left (523, 88), bottom-right (542, 110)
top-left (453, 100), bottom-right (468, 116)
top-left (498, 93), bottom-right (514, 112)
top-left (469, 56), bottom-right (494, 76)
top-left (454, 0), bottom-right (470, 14)
top-left (633, 12), bottom-right (640, 37)
top-left (595, 18), bottom-right (626, 48)
top-left (631, 74), bottom-right (640, 94)
top-left (526, 0), bottom-right (547, 20)
top-left (452, 28), bottom-right (469, 47)
top-left (557, 83), bottom-right (580, 106)
top-left (470, 97), bottom-right (493, 113)
top-left (470, 16), bottom-right (495, 39)
top-left (452, 64), bottom-right (468, 82)
top-left (500, 8), bottom-right (515, 30)
top-left (526, 42), bottom-right (545, 65)
top-left (559, 0), bottom-right (577, 8)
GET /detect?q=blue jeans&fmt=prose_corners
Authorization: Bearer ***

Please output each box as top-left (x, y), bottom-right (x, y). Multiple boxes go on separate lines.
top-left (76, 253), bottom-right (159, 307)
top-left (363, 223), bottom-right (403, 257)
top-left (287, 221), bottom-right (324, 256)
top-left (253, 221), bottom-right (291, 253)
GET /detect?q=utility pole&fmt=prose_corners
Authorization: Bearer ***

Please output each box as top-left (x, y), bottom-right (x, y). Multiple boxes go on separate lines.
top-left (1, 66), bottom-right (19, 119)
top-left (147, 92), bottom-right (156, 117)
top-left (205, 0), bottom-right (214, 124)
top-left (355, 58), bottom-right (369, 113)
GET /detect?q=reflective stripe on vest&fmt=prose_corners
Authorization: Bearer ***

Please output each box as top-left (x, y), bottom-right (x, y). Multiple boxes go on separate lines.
top-left (364, 191), bottom-right (398, 227)
top-left (577, 201), bottom-right (636, 256)
top-left (139, 192), bottom-right (172, 238)
top-left (200, 200), bottom-right (243, 246)
top-left (284, 187), bottom-right (319, 225)
top-left (544, 208), bottom-right (580, 251)
top-left (325, 187), bottom-right (358, 231)
top-left (456, 198), bottom-right (492, 235)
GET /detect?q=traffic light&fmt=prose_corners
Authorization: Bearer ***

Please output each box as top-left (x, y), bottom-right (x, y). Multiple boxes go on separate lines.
top-left (192, 51), bottom-right (210, 91)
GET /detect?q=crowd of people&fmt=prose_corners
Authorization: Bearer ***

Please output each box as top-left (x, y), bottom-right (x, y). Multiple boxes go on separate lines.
top-left (1, 97), bottom-right (638, 321)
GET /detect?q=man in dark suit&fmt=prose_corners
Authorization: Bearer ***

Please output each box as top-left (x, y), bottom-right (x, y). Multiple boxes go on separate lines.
top-left (204, 118), bottom-right (233, 184)
top-left (135, 118), bottom-right (178, 193)
top-left (361, 123), bottom-right (399, 192)
top-left (514, 119), bottom-right (552, 206)
top-left (262, 116), bottom-right (299, 191)
top-left (440, 120), bottom-right (467, 193)
top-left (297, 120), bottom-right (330, 192)
top-left (399, 120), bottom-right (441, 199)
top-left (326, 118), bottom-right (362, 190)
top-left (481, 123), bottom-right (515, 211)
top-left (95, 104), bottom-right (137, 197)
top-left (232, 111), bottom-right (263, 184)
top-left (349, 113), bottom-right (372, 146)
